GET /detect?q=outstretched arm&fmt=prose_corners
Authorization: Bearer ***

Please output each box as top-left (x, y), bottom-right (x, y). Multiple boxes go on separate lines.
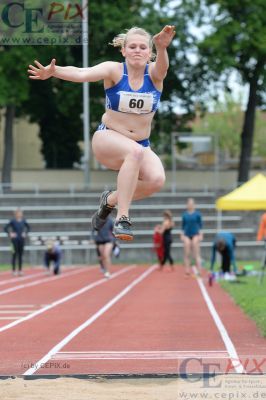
top-left (28, 59), bottom-right (115, 83)
top-left (150, 25), bottom-right (175, 82)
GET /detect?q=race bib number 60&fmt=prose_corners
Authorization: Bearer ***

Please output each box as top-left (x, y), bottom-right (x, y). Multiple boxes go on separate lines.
top-left (118, 92), bottom-right (153, 114)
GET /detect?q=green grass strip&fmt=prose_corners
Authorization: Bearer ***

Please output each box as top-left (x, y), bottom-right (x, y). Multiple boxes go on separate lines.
top-left (220, 273), bottom-right (266, 337)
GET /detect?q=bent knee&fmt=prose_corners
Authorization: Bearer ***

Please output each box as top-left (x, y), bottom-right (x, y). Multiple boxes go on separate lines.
top-left (128, 145), bottom-right (145, 162)
top-left (148, 173), bottom-right (165, 193)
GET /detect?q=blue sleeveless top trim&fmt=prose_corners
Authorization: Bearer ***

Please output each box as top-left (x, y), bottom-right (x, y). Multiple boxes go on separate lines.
top-left (105, 63), bottom-right (161, 114)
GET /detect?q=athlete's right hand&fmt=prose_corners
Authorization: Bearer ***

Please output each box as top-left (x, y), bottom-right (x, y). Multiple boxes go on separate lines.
top-left (28, 59), bottom-right (56, 80)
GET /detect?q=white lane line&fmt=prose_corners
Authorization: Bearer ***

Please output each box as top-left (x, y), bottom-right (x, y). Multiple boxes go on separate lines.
top-left (0, 265), bottom-right (136, 334)
top-left (24, 264), bottom-right (157, 375)
top-left (0, 268), bottom-right (41, 277)
top-left (0, 267), bottom-right (87, 297)
top-left (0, 270), bottom-right (16, 276)
top-left (0, 272), bottom-right (46, 286)
top-left (0, 305), bottom-right (36, 308)
top-left (53, 350), bottom-right (229, 360)
top-left (0, 311), bottom-right (32, 314)
top-left (193, 268), bottom-right (246, 374)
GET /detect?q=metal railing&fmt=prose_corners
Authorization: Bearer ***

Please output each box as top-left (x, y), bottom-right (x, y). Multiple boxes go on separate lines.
top-left (0, 181), bottom-right (224, 196)
top-left (0, 182), bottom-right (114, 196)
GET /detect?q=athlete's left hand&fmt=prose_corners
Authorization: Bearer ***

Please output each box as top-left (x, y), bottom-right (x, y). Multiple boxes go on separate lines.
top-left (153, 25), bottom-right (175, 49)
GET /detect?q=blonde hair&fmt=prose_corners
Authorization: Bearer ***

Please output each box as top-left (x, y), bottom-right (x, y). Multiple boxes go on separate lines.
top-left (110, 27), bottom-right (156, 60)
top-left (163, 210), bottom-right (173, 220)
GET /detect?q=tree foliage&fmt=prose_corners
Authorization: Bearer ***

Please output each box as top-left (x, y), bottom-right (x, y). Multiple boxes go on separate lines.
top-left (193, 95), bottom-right (243, 158)
top-left (0, 46), bottom-right (37, 183)
top-left (22, 46), bottom-right (83, 168)
top-left (193, 95), bottom-right (266, 160)
top-left (184, 0), bottom-right (266, 183)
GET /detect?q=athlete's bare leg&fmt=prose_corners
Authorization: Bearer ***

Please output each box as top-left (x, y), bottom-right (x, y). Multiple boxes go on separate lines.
top-left (99, 242), bottom-right (113, 272)
top-left (92, 130), bottom-right (165, 219)
top-left (182, 236), bottom-right (192, 275)
top-left (192, 235), bottom-right (202, 273)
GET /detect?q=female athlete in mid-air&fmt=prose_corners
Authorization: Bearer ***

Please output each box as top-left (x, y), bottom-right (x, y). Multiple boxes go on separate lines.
top-left (28, 25), bottom-right (175, 241)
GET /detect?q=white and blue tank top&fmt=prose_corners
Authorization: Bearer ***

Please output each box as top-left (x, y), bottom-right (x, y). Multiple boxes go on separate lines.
top-left (105, 63), bottom-right (161, 114)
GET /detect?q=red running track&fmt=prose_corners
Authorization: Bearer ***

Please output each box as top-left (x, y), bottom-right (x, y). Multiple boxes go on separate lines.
top-left (0, 264), bottom-right (265, 376)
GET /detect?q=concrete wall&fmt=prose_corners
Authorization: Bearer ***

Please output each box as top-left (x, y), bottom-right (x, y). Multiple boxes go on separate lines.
top-left (1, 242), bottom-right (264, 266)
top-left (0, 169), bottom-right (264, 191)
top-left (0, 114), bottom-right (44, 169)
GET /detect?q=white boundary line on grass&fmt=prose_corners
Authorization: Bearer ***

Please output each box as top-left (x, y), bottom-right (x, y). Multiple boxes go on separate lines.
top-left (193, 268), bottom-right (246, 374)
top-left (0, 265), bottom-right (136, 334)
top-left (24, 264), bottom-right (157, 375)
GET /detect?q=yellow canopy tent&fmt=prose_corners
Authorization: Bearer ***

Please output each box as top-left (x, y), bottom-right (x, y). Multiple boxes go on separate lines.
top-left (216, 173), bottom-right (266, 210)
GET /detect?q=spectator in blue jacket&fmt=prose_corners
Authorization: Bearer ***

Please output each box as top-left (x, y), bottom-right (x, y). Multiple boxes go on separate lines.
top-left (4, 208), bottom-right (30, 276)
top-left (181, 198), bottom-right (203, 276)
top-left (210, 231), bottom-right (237, 274)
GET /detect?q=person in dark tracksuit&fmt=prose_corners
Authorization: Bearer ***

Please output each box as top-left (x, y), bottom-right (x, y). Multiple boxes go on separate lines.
top-left (4, 209), bottom-right (30, 276)
top-left (160, 210), bottom-right (175, 270)
top-left (44, 241), bottom-right (62, 275)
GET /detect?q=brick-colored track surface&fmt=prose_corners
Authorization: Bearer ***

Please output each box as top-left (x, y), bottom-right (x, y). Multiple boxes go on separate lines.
top-left (0, 265), bottom-right (264, 376)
